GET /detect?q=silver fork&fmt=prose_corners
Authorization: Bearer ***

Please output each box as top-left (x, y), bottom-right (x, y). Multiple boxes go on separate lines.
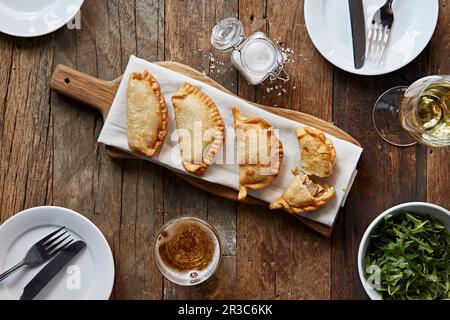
top-left (0, 226), bottom-right (73, 282)
top-left (365, 0), bottom-right (394, 64)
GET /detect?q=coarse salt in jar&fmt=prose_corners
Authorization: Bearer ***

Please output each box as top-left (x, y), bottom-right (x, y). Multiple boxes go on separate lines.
top-left (211, 18), bottom-right (289, 85)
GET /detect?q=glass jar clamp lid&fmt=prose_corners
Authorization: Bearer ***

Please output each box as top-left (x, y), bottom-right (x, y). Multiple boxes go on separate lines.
top-left (211, 18), bottom-right (289, 85)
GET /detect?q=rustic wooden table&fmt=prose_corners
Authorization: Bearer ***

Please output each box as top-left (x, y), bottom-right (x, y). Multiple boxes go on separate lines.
top-left (0, 0), bottom-right (448, 300)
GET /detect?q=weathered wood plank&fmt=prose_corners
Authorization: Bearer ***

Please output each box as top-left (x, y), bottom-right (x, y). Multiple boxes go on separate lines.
top-left (114, 0), bottom-right (166, 300)
top-left (236, 0), bottom-right (275, 301)
top-left (80, 0), bottom-right (166, 300)
top-left (427, 147), bottom-right (450, 208)
top-left (51, 0), bottom-right (124, 299)
top-left (135, 0), bottom-right (165, 62)
top-left (236, 0), bottom-right (332, 300)
top-left (331, 0), bottom-right (450, 296)
top-left (52, 15), bottom-right (96, 215)
top-left (0, 37), bottom-right (14, 215)
top-left (265, 1), bottom-right (333, 119)
top-left (0, 36), bottom-right (13, 126)
top-left (118, 160), bottom-right (165, 299)
top-left (163, 256), bottom-right (236, 299)
top-left (0, 35), bottom-right (15, 223)
top-left (266, 0), bottom-right (332, 300)
top-left (426, 0), bottom-right (449, 210)
top-left (236, 204), bottom-right (277, 299)
top-left (163, 0), bottom-right (238, 299)
top-left (331, 53), bottom-right (429, 298)
top-left (89, 0), bottom-right (163, 300)
top-left (87, 0), bottom-right (124, 237)
top-left (206, 0), bottom-right (238, 265)
top-left (0, 36), bottom-right (54, 221)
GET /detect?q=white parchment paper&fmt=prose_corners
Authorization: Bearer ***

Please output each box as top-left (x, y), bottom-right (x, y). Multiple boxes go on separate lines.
top-left (98, 55), bottom-right (363, 227)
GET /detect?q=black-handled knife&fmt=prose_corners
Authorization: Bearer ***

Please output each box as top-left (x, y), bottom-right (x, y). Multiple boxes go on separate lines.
top-left (348, 0), bottom-right (366, 69)
top-left (20, 240), bottom-right (86, 300)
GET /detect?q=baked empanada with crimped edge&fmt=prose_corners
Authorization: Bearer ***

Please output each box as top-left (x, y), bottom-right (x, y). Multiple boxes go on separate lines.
top-left (269, 168), bottom-right (335, 214)
top-left (296, 127), bottom-right (336, 178)
top-left (171, 83), bottom-right (225, 176)
top-left (127, 70), bottom-right (168, 157)
top-left (232, 106), bottom-right (283, 200)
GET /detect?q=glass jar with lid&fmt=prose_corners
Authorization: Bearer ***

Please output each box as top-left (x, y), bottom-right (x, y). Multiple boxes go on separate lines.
top-left (211, 18), bottom-right (289, 85)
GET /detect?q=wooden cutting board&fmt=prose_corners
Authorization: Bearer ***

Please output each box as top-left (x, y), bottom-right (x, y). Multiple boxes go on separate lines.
top-left (50, 62), bottom-right (360, 237)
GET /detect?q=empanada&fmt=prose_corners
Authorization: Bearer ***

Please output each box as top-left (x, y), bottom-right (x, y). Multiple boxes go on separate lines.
top-left (127, 70), bottom-right (168, 157)
top-left (296, 127), bottom-right (336, 177)
top-left (171, 83), bottom-right (225, 176)
top-left (269, 168), bottom-right (335, 214)
top-left (232, 107), bottom-right (283, 200)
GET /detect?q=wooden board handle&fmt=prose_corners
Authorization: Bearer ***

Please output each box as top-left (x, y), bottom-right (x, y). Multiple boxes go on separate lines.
top-left (50, 64), bottom-right (119, 119)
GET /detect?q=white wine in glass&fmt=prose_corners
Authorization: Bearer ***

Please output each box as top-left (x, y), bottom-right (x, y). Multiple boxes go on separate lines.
top-left (373, 75), bottom-right (450, 147)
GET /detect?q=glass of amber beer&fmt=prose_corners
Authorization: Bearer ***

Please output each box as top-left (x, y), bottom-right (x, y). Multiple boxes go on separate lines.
top-left (154, 216), bottom-right (221, 286)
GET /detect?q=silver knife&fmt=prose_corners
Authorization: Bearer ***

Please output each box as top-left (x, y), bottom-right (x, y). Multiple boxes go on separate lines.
top-left (20, 240), bottom-right (86, 300)
top-left (348, 0), bottom-right (366, 69)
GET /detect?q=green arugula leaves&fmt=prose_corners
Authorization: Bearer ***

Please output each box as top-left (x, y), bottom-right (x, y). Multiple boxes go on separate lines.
top-left (364, 211), bottom-right (450, 300)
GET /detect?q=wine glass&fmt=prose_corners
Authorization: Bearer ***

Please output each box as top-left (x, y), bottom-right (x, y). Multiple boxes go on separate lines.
top-left (372, 75), bottom-right (450, 147)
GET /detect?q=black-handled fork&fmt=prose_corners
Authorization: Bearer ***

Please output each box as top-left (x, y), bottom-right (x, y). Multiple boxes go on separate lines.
top-left (0, 226), bottom-right (73, 282)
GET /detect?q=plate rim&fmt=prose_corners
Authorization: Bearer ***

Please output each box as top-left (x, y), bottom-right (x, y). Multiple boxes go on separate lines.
top-left (0, 0), bottom-right (84, 37)
top-left (0, 205), bottom-right (114, 300)
top-left (303, 0), bottom-right (440, 76)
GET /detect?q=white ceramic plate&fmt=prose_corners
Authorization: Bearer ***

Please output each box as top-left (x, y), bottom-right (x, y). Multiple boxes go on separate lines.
top-left (304, 0), bottom-right (439, 75)
top-left (0, 0), bottom-right (84, 37)
top-left (0, 206), bottom-right (114, 300)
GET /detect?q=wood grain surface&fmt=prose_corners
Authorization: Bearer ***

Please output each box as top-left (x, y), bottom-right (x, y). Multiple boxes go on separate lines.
top-left (0, 0), bottom-right (448, 300)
